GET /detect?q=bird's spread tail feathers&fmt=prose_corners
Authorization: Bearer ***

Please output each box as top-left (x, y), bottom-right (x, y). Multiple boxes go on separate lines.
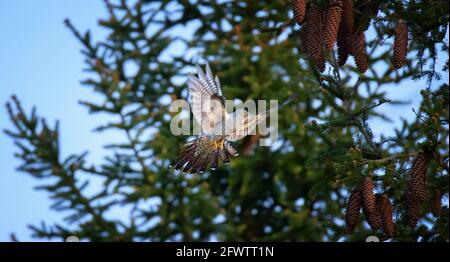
top-left (171, 137), bottom-right (238, 174)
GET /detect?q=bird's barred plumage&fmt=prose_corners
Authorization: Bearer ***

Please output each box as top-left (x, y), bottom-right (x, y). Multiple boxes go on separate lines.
top-left (171, 63), bottom-right (294, 174)
top-left (171, 63), bottom-right (239, 174)
top-left (172, 137), bottom-right (238, 174)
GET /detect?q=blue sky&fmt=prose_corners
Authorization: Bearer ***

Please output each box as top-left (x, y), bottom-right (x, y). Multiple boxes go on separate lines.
top-left (0, 1), bottom-right (448, 242)
top-left (0, 0), bottom-right (110, 241)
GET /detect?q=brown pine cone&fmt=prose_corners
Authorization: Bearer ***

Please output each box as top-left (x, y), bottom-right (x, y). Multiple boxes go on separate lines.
top-left (365, 208), bottom-right (381, 231)
top-left (361, 175), bottom-right (381, 230)
top-left (301, 4), bottom-right (325, 72)
top-left (393, 20), bottom-right (408, 69)
top-left (430, 189), bottom-right (442, 217)
top-left (406, 190), bottom-right (421, 228)
top-left (404, 154), bottom-right (429, 228)
top-left (315, 52), bottom-right (326, 73)
top-left (341, 0), bottom-right (354, 33)
top-left (407, 154), bottom-right (428, 203)
top-left (337, 27), bottom-right (350, 65)
top-left (336, 0), bottom-right (354, 66)
top-left (377, 194), bottom-right (396, 237)
top-left (361, 176), bottom-right (375, 214)
top-left (352, 32), bottom-right (368, 73)
top-left (291, 0), bottom-right (306, 25)
top-left (346, 189), bottom-right (362, 234)
top-left (323, 0), bottom-right (343, 50)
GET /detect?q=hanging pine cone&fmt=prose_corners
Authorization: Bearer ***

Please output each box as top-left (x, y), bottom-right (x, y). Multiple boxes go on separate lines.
top-left (377, 194), bottom-right (396, 238)
top-left (365, 208), bottom-right (381, 231)
top-left (430, 189), bottom-right (442, 217)
top-left (361, 175), bottom-right (375, 214)
top-left (361, 175), bottom-right (381, 230)
top-left (323, 0), bottom-right (343, 50)
top-left (406, 190), bottom-right (421, 228)
top-left (352, 32), bottom-right (368, 73)
top-left (407, 154), bottom-right (428, 203)
top-left (336, 0), bottom-right (354, 66)
top-left (291, 0), bottom-right (306, 25)
top-left (345, 189), bottom-right (362, 234)
top-left (316, 53), bottom-right (326, 73)
top-left (337, 27), bottom-right (350, 65)
top-left (301, 4), bottom-right (325, 72)
top-left (393, 20), bottom-right (408, 69)
top-left (341, 0), bottom-right (354, 33)
top-left (404, 154), bottom-right (428, 228)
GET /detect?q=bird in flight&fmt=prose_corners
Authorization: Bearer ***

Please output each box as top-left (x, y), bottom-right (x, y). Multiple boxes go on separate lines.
top-left (171, 63), bottom-right (294, 174)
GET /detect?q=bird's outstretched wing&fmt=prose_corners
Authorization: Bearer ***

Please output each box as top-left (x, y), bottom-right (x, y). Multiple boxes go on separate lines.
top-left (221, 94), bottom-right (298, 142)
top-left (188, 63), bottom-right (227, 134)
top-left (171, 63), bottom-right (236, 174)
top-left (219, 109), bottom-right (258, 142)
top-left (172, 63), bottom-right (296, 174)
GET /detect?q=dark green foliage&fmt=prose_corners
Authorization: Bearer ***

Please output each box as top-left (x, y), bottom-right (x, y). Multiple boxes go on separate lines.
top-left (4, 0), bottom-right (449, 242)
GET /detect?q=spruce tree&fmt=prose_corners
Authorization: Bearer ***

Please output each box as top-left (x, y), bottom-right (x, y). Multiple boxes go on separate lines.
top-left (4, 0), bottom-right (449, 241)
